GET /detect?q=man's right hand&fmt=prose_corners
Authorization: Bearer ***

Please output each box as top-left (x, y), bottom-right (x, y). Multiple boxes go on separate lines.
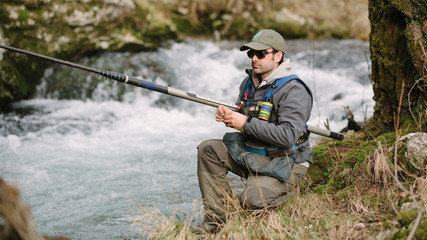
top-left (215, 105), bottom-right (228, 122)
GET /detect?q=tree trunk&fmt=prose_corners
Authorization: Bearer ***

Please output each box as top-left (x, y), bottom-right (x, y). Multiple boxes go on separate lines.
top-left (368, 0), bottom-right (426, 136)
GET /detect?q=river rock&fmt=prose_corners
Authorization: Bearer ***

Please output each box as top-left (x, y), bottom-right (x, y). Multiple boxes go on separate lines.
top-left (0, 0), bottom-right (176, 53)
top-left (401, 132), bottom-right (427, 171)
top-left (400, 202), bottom-right (418, 212)
top-left (0, 0), bottom-right (177, 108)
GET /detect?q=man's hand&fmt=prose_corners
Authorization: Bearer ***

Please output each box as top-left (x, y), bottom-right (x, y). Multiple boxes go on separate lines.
top-left (216, 105), bottom-right (247, 129)
top-left (215, 105), bottom-right (227, 122)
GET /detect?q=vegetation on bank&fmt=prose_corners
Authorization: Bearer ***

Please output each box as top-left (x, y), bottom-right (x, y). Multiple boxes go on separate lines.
top-left (133, 129), bottom-right (427, 239)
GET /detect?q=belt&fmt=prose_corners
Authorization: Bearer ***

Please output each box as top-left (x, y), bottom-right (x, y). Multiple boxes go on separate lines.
top-left (245, 140), bottom-right (298, 157)
top-left (267, 145), bottom-right (298, 157)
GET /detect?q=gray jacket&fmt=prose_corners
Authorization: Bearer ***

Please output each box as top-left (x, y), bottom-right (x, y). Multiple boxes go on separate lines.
top-left (238, 59), bottom-right (313, 164)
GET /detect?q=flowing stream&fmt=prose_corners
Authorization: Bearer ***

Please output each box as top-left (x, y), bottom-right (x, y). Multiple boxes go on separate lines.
top-left (0, 39), bottom-right (372, 239)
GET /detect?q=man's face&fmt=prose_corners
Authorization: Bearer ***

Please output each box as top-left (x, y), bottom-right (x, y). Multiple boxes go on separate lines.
top-left (247, 48), bottom-right (281, 80)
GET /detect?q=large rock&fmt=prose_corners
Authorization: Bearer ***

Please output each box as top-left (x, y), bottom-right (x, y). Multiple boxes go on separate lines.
top-left (401, 132), bottom-right (427, 171)
top-left (0, 0), bottom-right (177, 109)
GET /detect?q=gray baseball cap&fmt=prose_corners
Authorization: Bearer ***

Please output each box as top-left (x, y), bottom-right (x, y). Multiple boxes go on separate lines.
top-left (240, 29), bottom-right (286, 53)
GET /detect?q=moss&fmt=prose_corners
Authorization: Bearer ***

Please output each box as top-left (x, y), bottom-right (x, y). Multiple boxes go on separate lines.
top-left (0, 4), bottom-right (10, 23)
top-left (224, 19), bottom-right (259, 40)
top-left (390, 0), bottom-right (413, 17)
top-left (342, 140), bottom-right (376, 168)
top-left (312, 182), bottom-right (337, 194)
top-left (0, 54), bottom-right (45, 110)
top-left (312, 145), bottom-right (329, 165)
top-left (393, 218), bottom-right (427, 240)
top-left (411, 219), bottom-right (427, 239)
top-left (330, 27), bottom-right (352, 39)
top-left (173, 18), bottom-right (206, 37)
top-left (376, 132), bottom-right (397, 145)
top-left (307, 165), bottom-right (329, 184)
top-left (311, 135), bottom-right (373, 191)
top-left (398, 210), bottom-right (418, 227)
top-left (17, 9), bottom-right (30, 22)
top-left (309, 144), bottom-right (335, 185)
top-left (143, 25), bottom-right (178, 45)
top-left (368, 0), bottom-right (425, 136)
top-left (334, 186), bottom-right (356, 200)
top-left (308, 130), bottom-right (417, 195)
top-left (366, 196), bottom-right (382, 209)
top-left (268, 20), bottom-right (308, 39)
top-left (382, 218), bottom-right (397, 229)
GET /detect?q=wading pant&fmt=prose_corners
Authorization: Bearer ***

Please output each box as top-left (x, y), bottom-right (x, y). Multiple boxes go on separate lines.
top-left (197, 139), bottom-right (308, 224)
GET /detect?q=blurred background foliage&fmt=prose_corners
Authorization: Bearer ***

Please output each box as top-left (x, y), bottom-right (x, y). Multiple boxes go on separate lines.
top-left (0, 0), bottom-right (370, 108)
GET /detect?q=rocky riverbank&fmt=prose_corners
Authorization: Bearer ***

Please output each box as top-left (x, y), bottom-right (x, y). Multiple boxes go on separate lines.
top-left (0, 0), bottom-right (370, 109)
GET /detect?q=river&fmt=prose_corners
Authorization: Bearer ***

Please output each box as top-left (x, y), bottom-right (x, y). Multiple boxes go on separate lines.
top-left (0, 38), bottom-right (372, 239)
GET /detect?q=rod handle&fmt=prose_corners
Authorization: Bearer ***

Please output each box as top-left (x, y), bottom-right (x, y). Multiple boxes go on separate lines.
top-left (307, 125), bottom-right (344, 141)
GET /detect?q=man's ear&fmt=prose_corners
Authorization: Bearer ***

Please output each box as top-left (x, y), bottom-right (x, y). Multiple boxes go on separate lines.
top-left (275, 51), bottom-right (283, 63)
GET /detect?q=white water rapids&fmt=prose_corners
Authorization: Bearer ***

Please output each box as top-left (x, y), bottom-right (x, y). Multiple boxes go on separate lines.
top-left (0, 39), bottom-right (372, 239)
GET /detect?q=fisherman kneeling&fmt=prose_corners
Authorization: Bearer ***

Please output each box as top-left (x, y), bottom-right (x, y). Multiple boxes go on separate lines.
top-left (193, 29), bottom-right (313, 234)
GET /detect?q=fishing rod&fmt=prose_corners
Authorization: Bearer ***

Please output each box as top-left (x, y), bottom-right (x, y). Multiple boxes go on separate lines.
top-left (0, 44), bottom-right (344, 140)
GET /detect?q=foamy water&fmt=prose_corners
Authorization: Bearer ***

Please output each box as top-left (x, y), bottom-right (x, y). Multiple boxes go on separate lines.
top-left (0, 39), bottom-right (372, 239)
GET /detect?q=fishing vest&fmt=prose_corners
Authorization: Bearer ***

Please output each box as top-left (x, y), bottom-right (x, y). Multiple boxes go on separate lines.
top-left (223, 74), bottom-right (312, 181)
top-left (239, 74), bottom-right (312, 154)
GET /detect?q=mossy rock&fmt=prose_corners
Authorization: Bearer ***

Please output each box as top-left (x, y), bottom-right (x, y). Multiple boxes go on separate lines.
top-left (0, 0), bottom-right (178, 109)
top-left (393, 218), bottom-right (427, 240)
top-left (0, 53), bottom-right (48, 109)
top-left (397, 209), bottom-right (418, 227)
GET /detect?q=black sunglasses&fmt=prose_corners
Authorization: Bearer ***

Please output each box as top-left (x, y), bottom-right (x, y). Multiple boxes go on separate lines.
top-left (247, 49), bottom-right (276, 59)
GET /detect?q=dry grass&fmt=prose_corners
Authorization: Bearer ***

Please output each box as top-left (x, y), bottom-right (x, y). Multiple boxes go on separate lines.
top-left (368, 142), bottom-right (392, 186)
top-left (131, 129), bottom-right (426, 239)
top-left (416, 177), bottom-right (427, 213)
top-left (132, 187), bottom-right (379, 239)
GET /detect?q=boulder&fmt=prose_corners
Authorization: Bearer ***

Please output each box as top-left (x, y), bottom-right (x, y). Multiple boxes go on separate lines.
top-left (0, 0), bottom-right (177, 108)
top-left (401, 132), bottom-right (427, 171)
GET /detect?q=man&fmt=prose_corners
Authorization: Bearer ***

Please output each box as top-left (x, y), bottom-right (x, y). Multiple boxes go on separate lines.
top-left (194, 29), bottom-right (313, 233)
